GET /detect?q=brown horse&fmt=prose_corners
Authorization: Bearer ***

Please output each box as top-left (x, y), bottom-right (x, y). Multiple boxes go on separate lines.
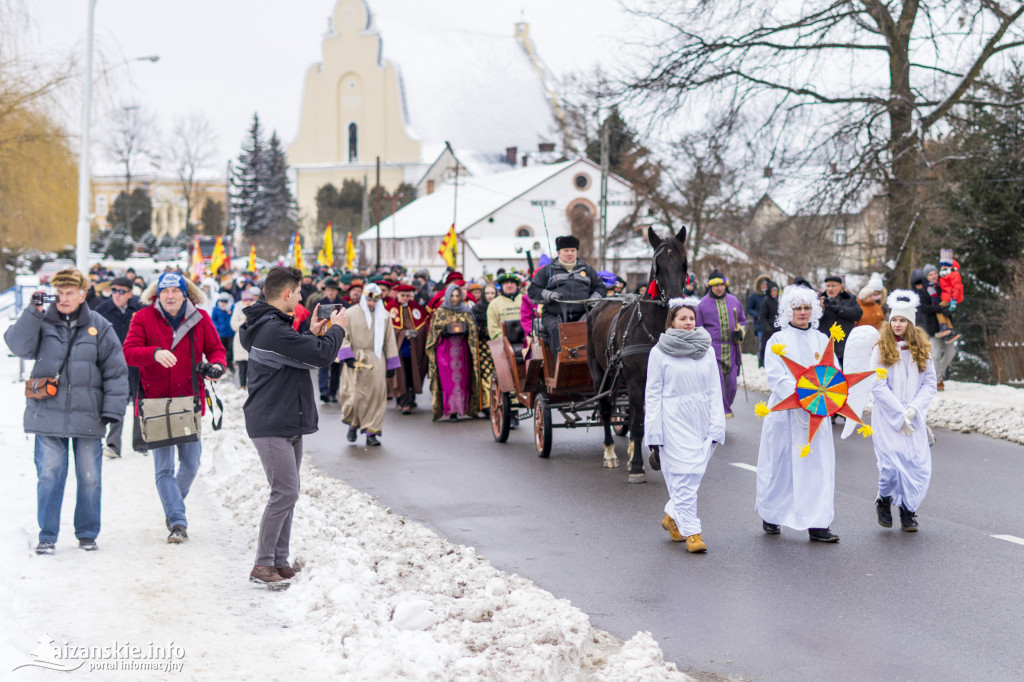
top-left (586, 225), bottom-right (688, 483)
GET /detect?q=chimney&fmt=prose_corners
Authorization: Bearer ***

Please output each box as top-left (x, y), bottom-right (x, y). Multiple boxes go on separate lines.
top-left (506, 147), bottom-right (518, 165)
top-left (522, 153), bottom-right (529, 167)
top-left (538, 142), bottom-right (555, 153)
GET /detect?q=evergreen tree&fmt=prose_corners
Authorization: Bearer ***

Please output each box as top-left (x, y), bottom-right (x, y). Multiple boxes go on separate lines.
top-left (106, 188), bottom-right (153, 240)
top-left (141, 231), bottom-right (158, 254)
top-left (262, 131), bottom-right (298, 239)
top-left (230, 113), bottom-right (268, 235)
top-left (200, 197), bottom-right (226, 235)
top-left (102, 224), bottom-right (134, 260)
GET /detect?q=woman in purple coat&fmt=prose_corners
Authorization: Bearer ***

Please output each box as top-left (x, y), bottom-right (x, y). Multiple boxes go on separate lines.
top-left (694, 270), bottom-right (747, 417)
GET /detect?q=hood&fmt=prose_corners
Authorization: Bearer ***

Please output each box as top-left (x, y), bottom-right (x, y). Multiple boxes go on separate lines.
top-left (910, 269), bottom-right (925, 287)
top-left (753, 273), bottom-right (770, 290)
top-left (765, 280), bottom-right (780, 296)
top-left (238, 300), bottom-right (290, 352)
top-left (140, 277), bottom-right (208, 306)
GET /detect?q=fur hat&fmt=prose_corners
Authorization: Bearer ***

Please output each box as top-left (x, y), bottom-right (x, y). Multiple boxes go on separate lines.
top-left (50, 268), bottom-right (89, 291)
top-left (776, 284), bottom-right (823, 330)
top-left (887, 289), bottom-right (920, 323)
top-left (555, 235), bottom-right (580, 250)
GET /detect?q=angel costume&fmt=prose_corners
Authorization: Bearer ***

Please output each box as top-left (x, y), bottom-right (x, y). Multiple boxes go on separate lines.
top-left (339, 284), bottom-right (400, 436)
top-left (755, 286), bottom-right (838, 533)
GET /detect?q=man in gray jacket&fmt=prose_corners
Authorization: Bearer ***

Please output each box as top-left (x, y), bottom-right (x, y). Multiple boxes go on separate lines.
top-left (4, 269), bottom-right (128, 555)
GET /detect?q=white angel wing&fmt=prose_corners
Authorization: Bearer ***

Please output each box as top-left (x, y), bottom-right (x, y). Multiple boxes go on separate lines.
top-left (840, 325), bottom-right (880, 439)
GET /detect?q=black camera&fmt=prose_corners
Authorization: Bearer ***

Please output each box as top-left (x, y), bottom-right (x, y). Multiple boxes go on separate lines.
top-left (31, 291), bottom-right (58, 307)
top-left (195, 362), bottom-right (224, 379)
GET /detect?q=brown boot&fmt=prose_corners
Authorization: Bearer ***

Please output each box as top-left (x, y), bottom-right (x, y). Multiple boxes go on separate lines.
top-left (250, 564), bottom-right (288, 586)
top-left (275, 564), bottom-right (301, 580)
top-left (685, 534), bottom-right (707, 553)
top-left (661, 514), bottom-right (685, 542)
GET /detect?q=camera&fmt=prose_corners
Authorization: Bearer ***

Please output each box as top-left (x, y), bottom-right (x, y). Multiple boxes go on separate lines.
top-left (31, 291), bottom-right (58, 307)
top-left (195, 362), bottom-right (224, 379)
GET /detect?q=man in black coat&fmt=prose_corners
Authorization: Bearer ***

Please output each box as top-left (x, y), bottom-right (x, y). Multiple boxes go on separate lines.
top-left (818, 275), bottom-right (862, 363)
top-left (527, 235), bottom-right (605, 353)
top-left (93, 276), bottom-right (145, 458)
top-left (239, 266), bottom-right (348, 587)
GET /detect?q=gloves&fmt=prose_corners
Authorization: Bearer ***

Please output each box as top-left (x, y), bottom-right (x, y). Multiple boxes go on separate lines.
top-left (732, 329), bottom-right (744, 343)
top-left (547, 290), bottom-right (564, 302)
top-left (386, 369), bottom-right (396, 379)
top-left (905, 406), bottom-right (916, 423)
top-left (344, 358), bottom-right (356, 369)
top-left (588, 291), bottom-right (603, 300)
top-left (900, 411), bottom-right (915, 436)
top-left (948, 300), bottom-right (957, 313)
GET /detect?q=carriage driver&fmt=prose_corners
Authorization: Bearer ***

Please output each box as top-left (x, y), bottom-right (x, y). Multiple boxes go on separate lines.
top-left (528, 235), bottom-right (606, 353)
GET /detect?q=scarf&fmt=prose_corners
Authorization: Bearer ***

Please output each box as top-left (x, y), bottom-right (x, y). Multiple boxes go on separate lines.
top-left (656, 327), bottom-right (711, 359)
top-left (557, 258), bottom-right (577, 272)
top-left (359, 283), bottom-right (388, 358)
top-left (441, 284), bottom-right (470, 313)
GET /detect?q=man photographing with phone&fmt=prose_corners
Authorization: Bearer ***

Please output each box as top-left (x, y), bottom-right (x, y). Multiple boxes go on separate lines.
top-left (239, 266), bottom-right (349, 588)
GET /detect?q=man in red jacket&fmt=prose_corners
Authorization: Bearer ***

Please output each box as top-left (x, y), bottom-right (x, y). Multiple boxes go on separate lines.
top-left (123, 272), bottom-right (226, 544)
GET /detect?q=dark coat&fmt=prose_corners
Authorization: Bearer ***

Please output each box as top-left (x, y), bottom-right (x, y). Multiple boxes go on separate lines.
top-left (818, 289), bottom-right (863, 358)
top-left (93, 295), bottom-right (145, 342)
top-left (4, 303), bottom-right (128, 438)
top-left (758, 283), bottom-right (781, 364)
top-left (747, 274), bottom-right (771, 334)
top-left (911, 270), bottom-right (943, 336)
top-left (238, 301), bottom-right (346, 438)
top-left (527, 259), bottom-right (606, 320)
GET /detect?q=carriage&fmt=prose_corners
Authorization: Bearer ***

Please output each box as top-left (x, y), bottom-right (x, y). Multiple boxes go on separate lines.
top-left (487, 317), bottom-right (629, 460)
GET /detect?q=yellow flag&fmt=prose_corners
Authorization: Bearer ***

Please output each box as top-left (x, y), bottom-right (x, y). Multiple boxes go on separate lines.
top-left (247, 243), bottom-right (257, 272)
top-left (345, 232), bottom-right (356, 269)
top-left (209, 235), bottom-right (227, 275)
top-left (294, 233), bottom-right (306, 271)
top-left (438, 224), bottom-right (457, 268)
top-left (317, 223), bottom-right (334, 267)
top-left (190, 237), bottom-right (205, 280)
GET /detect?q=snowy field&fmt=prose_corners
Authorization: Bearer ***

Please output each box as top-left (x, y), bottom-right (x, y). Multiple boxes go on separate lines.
top-left (739, 353), bottom-right (1024, 445)
top-left (0, 334), bottom-right (687, 680)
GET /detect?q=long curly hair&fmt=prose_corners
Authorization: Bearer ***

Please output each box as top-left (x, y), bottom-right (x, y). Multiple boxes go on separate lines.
top-left (877, 319), bottom-right (931, 371)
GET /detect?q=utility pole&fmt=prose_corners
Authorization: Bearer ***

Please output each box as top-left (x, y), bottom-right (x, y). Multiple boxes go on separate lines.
top-left (75, 0), bottom-right (98, 272)
top-left (374, 156), bottom-right (381, 270)
top-left (598, 113), bottom-right (610, 272)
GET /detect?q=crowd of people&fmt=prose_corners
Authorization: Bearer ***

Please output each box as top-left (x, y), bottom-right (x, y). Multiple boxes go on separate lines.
top-left (5, 242), bottom-right (957, 583)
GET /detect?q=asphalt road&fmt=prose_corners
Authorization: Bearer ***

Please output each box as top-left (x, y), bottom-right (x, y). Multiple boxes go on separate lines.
top-left (306, 388), bottom-right (1024, 681)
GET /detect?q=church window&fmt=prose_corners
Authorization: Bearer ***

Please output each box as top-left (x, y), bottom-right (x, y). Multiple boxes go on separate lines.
top-left (516, 226), bottom-right (533, 237)
top-left (348, 123), bottom-right (358, 162)
top-left (573, 172), bottom-right (591, 190)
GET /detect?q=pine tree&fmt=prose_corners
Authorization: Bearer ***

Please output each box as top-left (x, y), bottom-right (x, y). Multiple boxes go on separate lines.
top-left (262, 131), bottom-right (298, 238)
top-left (230, 113), bottom-right (268, 235)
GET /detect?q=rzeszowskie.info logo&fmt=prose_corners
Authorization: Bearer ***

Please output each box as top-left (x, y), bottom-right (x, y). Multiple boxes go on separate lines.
top-left (12, 633), bottom-right (186, 674)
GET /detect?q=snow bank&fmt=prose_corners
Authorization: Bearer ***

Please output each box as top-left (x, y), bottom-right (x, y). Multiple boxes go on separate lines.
top-left (204, 385), bottom-right (691, 680)
top-left (740, 353), bottom-right (1024, 445)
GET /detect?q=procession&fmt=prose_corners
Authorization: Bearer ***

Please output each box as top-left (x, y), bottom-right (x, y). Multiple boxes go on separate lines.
top-left (4, 0), bottom-right (1024, 679)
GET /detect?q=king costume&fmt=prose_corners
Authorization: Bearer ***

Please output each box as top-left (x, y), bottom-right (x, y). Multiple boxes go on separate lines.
top-left (385, 285), bottom-right (429, 414)
top-left (694, 270), bottom-right (747, 417)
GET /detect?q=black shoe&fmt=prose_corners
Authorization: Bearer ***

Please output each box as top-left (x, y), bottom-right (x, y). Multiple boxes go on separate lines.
top-left (648, 448), bottom-right (661, 471)
top-left (168, 525), bottom-right (188, 544)
top-left (329, 395), bottom-right (339, 403)
top-left (808, 528), bottom-right (839, 543)
top-left (35, 541), bottom-right (56, 555)
top-left (449, 414), bottom-right (458, 422)
top-left (899, 505), bottom-right (919, 532)
top-left (78, 538), bottom-right (98, 551)
top-left (762, 520), bottom-right (780, 535)
top-left (366, 434), bottom-right (381, 447)
top-left (346, 426), bottom-right (358, 442)
top-left (321, 394), bottom-right (330, 403)
top-left (510, 415), bottom-right (519, 430)
top-left (876, 495), bottom-right (893, 528)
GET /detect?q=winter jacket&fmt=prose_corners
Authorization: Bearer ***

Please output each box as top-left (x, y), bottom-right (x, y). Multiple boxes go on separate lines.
top-left (238, 301), bottom-right (346, 438)
top-left (746, 274), bottom-right (770, 334)
top-left (818, 289), bottom-right (862, 358)
top-left (211, 303), bottom-right (235, 338)
top-left (856, 298), bottom-right (886, 330)
top-left (487, 292), bottom-right (523, 340)
top-left (911, 270), bottom-right (944, 336)
top-left (123, 280), bottom-right (226, 415)
top-left (4, 303), bottom-right (128, 438)
top-left (528, 259), bottom-right (606, 320)
top-left (93, 295), bottom-right (145, 342)
top-left (471, 298), bottom-right (491, 342)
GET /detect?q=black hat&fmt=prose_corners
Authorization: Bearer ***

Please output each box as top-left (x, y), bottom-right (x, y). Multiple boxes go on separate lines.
top-left (323, 278), bottom-right (340, 289)
top-left (555, 235), bottom-right (580, 250)
top-left (110, 276), bottom-right (133, 290)
top-left (824, 274), bottom-right (843, 284)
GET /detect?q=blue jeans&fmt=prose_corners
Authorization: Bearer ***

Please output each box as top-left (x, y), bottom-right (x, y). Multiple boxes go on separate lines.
top-left (151, 440), bottom-right (202, 528)
top-left (318, 362), bottom-right (340, 397)
top-left (34, 436), bottom-right (102, 543)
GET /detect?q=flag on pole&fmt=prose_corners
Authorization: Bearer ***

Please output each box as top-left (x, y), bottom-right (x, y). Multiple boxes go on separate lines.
top-left (247, 243), bottom-right (257, 272)
top-left (438, 224), bottom-right (457, 268)
top-left (317, 223), bottom-right (334, 267)
top-left (345, 232), bottom-right (356, 269)
top-left (190, 237), bottom-right (205, 280)
top-left (284, 233), bottom-right (295, 267)
top-left (294, 233), bottom-right (306, 271)
top-left (209, 235), bottom-right (227, 275)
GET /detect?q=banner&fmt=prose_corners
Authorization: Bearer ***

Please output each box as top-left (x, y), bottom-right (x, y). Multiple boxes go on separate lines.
top-left (209, 236), bottom-right (227, 275)
top-left (438, 224), bottom-right (457, 268)
top-left (294, 233), bottom-right (306, 271)
top-left (247, 243), bottom-right (257, 272)
top-left (317, 223), bottom-right (334, 267)
top-left (345, 232), bottom-right (356, 269)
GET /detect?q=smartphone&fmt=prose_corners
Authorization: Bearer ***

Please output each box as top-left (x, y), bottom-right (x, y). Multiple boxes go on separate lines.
top-left (318, 303), bottom-right (342, 320)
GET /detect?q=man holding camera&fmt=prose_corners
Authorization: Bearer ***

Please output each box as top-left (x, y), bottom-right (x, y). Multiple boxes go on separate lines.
top-left (818, 274), bottom-right (862, 365)
top-left (239, 266), bottom-right (348, 587)
top-left (694, 270), bottom-right (747, 418)
top-left (4, 269), bottom-right (128, 554)
top-left (123, 272), bottom-right (226, 544)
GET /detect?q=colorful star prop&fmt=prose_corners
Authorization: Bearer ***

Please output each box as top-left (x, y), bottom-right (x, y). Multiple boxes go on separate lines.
top-left (755, 327), bottom-right (879, 456)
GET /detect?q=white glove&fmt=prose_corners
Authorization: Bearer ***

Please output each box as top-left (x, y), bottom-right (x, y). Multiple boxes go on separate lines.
top-left (905, 406), bottom-right (916, 423)
top-left (900, 417), bottom-right (915, 436)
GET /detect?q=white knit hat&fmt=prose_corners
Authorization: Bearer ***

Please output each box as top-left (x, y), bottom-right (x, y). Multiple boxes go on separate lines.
top-left (886, 289), bottom-right (920, 322)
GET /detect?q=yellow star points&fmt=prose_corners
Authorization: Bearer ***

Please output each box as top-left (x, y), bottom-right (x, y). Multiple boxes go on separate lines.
top-left (755, 401), bottom-right (770, 418)
top-left (771, 343), bottom-right (787, 356)
top-left (875, 368), bottom-right (888, 380)
top-left (857, 424), bottom-right (873, 438)
top-left (800, 444), bottom-right (812, 458)
top-left (829, 322), bottom-right (846, 342)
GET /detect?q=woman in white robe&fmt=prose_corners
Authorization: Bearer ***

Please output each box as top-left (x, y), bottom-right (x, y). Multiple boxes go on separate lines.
top-left (869, 290), bottom-right (937, 531)
top-left (755, 285), bottom-right (841, 542)
top-left (645, 297), bottom-right (726, 553)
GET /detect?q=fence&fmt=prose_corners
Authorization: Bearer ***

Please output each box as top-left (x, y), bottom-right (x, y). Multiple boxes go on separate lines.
top-left (987, 335), bottom-right (1024, 386)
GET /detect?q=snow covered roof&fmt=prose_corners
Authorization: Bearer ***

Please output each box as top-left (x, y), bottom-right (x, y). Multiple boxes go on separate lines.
top-left (367, 8), bottom-right (561, 157)
top-left (465, 236), bottom-right (548, 260)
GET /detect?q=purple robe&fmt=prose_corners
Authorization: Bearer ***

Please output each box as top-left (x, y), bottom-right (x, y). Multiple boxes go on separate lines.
top-left (437, 335), bottom-right (471, 416)
top-left (694, 292), bottom-right (747, 415)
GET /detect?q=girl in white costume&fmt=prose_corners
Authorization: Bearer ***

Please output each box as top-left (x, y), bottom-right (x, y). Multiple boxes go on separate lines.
top-left (755, 285), bottom-right (841, 542)
top-left (645, 297), bottom-right (726, 553)
top-left (869, 290), bottom-right (937, 531)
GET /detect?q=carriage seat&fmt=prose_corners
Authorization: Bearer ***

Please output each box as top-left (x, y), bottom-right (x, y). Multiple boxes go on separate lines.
top-left (501, 320), bottom-right (527, 361)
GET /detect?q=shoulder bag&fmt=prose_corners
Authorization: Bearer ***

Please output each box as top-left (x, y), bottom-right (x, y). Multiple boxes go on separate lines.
top-left (137, 331), bottom-right (201, 450)
top-left (25, 326), bottom-right (80, 400)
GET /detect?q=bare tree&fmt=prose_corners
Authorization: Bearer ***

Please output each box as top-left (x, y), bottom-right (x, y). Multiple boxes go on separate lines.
top-left (620, 0), bottom-right (1024, 287)
top-left (105, 103), bottom-right (158, 234)
top-left (166, 113), bottom-right (218, 234)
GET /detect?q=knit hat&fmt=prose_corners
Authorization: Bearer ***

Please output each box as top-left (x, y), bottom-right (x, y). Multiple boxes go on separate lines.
top-left (707, 269), bottom-right (727, 286)
top-left (50, 268), bottom-right (89, 291)
top-left (156, 272), bottom-right (187, 295)
top-left (922, 264), bottom-right (938, 277)
top-left (939, 249), bottom-right (954, 267)
top-left (858, 272), bottom-right (884, 300)
top-left (887, 289), bottom-right (920, 322)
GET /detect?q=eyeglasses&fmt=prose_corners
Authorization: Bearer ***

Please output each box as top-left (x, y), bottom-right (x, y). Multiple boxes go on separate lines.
top-left (111, 288), bottom-right (130, 295)
top-left (792, 305), bottom-right (813, 312)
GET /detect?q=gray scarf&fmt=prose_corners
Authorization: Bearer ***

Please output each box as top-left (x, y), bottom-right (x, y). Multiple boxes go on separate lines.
top-left (657, 327), bottom-right (711, 359)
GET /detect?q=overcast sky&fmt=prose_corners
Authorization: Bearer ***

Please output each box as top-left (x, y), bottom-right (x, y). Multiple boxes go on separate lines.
top-left (28, 0), bottom-right (637, 177)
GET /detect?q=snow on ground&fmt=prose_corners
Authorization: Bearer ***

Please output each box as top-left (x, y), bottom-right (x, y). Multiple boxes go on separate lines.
top-left (739, 353), bottom-right (1024, 445)
top-left (0, 333), bottom-right (688, 680)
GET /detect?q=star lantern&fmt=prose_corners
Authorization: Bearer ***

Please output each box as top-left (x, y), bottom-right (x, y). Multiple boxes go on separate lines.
top-left (754, 324), bottom-right (881, 457)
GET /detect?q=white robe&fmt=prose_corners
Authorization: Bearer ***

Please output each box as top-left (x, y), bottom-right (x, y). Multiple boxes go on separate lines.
top-left (755, 325), bottom-right (836, 530)
top-left (869, 345), bottom-right (936, 511)
top-left (645, 346), bottom-right (726, 535)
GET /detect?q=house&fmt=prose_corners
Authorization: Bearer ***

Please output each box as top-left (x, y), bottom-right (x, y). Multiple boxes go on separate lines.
top-left (90, 175), bottom-right (228, 238)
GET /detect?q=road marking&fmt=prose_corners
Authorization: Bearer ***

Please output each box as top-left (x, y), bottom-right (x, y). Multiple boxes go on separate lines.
top-left (731, 462), bottom-right (757, 473)
top-left (991, 534), bottom-right (1024, 546)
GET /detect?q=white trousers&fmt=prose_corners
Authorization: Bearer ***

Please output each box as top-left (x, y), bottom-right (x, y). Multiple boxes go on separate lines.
top-left (663, 470), bottom-right (705, 536)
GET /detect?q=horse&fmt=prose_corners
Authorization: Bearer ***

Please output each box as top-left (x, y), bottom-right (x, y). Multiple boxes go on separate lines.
top-left (586, 225), bottom-right (689, 483)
